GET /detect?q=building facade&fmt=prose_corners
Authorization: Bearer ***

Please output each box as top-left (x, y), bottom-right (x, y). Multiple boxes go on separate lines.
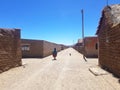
top-left (84, 37), bottom-right (98, 58)
top-left (74, 37), bottom-right (98, 58)
top-left (0, 28), bottom-right (22, 73)
top-left (96, 4), bottom-right (120, 77)
top-left (21, 39), bottom-right (65, 58)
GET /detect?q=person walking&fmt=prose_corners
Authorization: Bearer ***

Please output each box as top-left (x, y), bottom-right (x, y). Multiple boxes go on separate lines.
top-left (52, 48), bottom-right (57, 60)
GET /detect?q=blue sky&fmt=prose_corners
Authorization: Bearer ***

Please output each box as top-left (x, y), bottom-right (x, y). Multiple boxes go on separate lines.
top-left (0, 0), bottom-right (119, 45)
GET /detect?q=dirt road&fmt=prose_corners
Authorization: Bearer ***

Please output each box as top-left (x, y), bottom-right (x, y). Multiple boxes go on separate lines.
top-left (0, 48), bottom-right (120, 90)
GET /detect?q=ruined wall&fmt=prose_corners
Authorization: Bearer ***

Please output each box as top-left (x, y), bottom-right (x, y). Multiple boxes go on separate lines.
top-left (0, 28), bottom-right (22, 73)
top-left (98, 24), bottom-right (120, 77)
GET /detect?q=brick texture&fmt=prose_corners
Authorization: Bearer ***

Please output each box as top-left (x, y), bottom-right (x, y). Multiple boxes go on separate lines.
top-left (21, 39), bottom-right (43, 58)
top-left (97, 4), bottom-right (120, 77)
top-left (84, 37), bottom-right (98, 58)
top-left (98, 24), bottom-right (120, 77)
top-left (0, 28), bottom-right (22, 73)
top-left (73, 37), bottom-right (98, 58)
top-left (21, 39), bottom-right (67, 58)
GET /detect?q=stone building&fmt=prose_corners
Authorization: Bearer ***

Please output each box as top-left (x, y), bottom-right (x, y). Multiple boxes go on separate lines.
top-left (96, 4), bottom-right (120, 77)
top-left (0, 28), bottom-right (22, 73)
top-left (21, 39), bottom-right (65, 58)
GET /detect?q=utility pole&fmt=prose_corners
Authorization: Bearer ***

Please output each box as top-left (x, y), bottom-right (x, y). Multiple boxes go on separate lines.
top-left (81, 9), bottom-right (87, 62)
top-left (106, 0), bottom-right (109, 6)
top-left (81, 9), bottom-right (84, 44)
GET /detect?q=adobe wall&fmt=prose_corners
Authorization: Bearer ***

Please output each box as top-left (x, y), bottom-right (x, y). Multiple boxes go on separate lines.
top-left (73, 46), bottom-right (84, 54)
top-left (73, 37), bottom-right (98, 58)
top-left (43, 41), bottom-right (62, 57)
top-left (98, 24), bottom-right (120, 77)
top-left (0, 28), bottom-right (22, 73)
top-left (84, 37), bottom-right (98, 58)
top-left (21, 39), bottom-right (43, 58)
top-left (21, 39), bottom-right (65, 58)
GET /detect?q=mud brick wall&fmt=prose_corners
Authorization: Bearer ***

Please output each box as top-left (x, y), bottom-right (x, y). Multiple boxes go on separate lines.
top-left (73, 46), bottom-right (84, 54)
top-left (21, 39), bottom-right (43, 58)
top-left (0, 28), bottom-right (22, 73)
top-left (84, 37), bottom-right (98, 58)
top-left (98, 24), bottom-right (120, 77)
top-left (21, 39), bottom-right (65, 58)
top-left (43, 41), bottom-right (62, 57)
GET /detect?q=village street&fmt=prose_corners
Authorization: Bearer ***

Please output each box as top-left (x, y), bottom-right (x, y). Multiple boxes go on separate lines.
top-left (0, 48), bottom-right (120, 90)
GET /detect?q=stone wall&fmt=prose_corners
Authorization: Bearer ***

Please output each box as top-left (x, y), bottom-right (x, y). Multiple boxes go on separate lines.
top-left (0, 28), bottom-right (22, 73)
top-left (98, 24), bottom-right (120, 77)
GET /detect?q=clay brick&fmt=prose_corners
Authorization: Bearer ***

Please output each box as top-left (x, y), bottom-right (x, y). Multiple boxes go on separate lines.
top-left (0, 28), bottom-right (22, 73)
top-left (21, 39), bottom-right (67, 58)
top-left (97, 4), bottom-right (120, 77)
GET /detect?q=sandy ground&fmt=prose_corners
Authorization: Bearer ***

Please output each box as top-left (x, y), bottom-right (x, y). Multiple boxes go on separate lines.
top-left (0, 48), bottom-right (120, 90)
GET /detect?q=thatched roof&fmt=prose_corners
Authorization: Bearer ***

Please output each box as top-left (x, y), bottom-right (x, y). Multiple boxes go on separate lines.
top-left (96, 4), bottom-right (120, 34)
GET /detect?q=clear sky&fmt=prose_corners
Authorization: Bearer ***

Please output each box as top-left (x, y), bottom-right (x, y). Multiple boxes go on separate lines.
top-left (0, 0), bottom-right (119, 45)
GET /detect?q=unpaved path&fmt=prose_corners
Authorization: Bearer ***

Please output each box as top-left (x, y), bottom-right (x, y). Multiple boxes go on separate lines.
top-left (0, 48), bottom-right (120, 90)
